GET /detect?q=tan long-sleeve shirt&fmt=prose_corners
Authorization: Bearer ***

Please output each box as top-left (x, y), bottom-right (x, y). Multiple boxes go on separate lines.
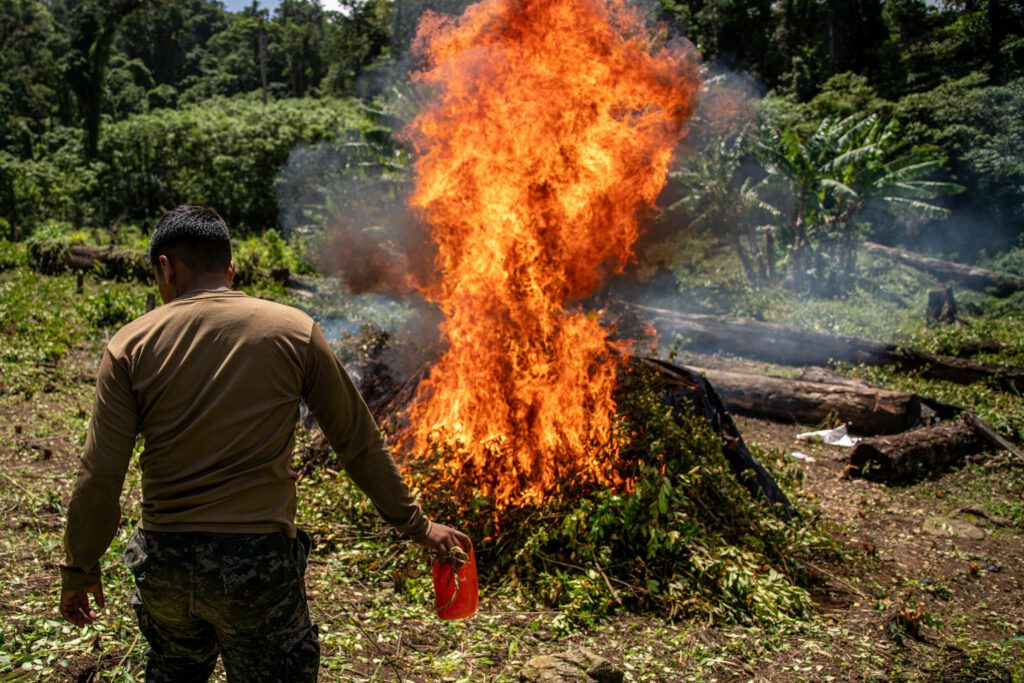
top-left (61, 290), bottom-right (429, 591)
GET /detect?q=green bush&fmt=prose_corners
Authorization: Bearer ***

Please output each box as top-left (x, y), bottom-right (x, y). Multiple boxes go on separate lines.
top-left (25, 221), bottom-right (87, 274)
top-left (0, 144), bottom-right (98, 235)
top-left (233, 228), bottom-right (312, 276)
top-left (97, 96), bottom-right (385, 232)
top-left (0, 239), bottom-right (26, 271)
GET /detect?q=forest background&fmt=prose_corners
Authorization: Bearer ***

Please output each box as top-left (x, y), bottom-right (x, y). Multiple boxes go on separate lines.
top-left (1, 0), bottom-right (1022, 277)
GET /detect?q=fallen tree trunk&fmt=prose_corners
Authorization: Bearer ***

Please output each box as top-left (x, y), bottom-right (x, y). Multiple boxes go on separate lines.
top-left (26, 242), bottom-right (156, 281)
top-left (620, 302), bottom-right (1024, 393)
top-left (29, 241), bottom-right (317, 293)
top-left (848, 415), bottom-right (987, 483)
top-left (795, 366), bottom-right (962, 422)
top-left (621, 303), bottom-right (895, 367)
top-left (692, 366), bottom-right (922, 435)
top-left (950, 339), bottom-right (1010, 358)
top-left (795, 366), bottom-right (880, 389)
top-left (896, 348), bottom-right (1024, 391)
top-left (863, 241), bottom-right (1024, 297)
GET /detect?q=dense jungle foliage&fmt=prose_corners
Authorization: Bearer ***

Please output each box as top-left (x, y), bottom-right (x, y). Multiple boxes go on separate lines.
top-left (0, 0), bottom-right (1022, 288)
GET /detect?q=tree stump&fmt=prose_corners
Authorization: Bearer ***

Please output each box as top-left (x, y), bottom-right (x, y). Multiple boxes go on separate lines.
top-left (926, 287), bottom-right (957, 325)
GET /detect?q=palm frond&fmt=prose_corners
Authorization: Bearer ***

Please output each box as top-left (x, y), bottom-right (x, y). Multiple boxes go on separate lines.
top-left (882, 196), bottom-right (952, 220)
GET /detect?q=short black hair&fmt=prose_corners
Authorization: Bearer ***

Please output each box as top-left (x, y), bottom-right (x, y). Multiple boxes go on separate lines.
top-left (149, 205), bottom-right (232, 273)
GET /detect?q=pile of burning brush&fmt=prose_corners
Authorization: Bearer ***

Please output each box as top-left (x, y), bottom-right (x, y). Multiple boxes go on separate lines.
top-left (300, 0), bottom-right (825, 624)
top-left (303, 332), bottom-right (818, 624)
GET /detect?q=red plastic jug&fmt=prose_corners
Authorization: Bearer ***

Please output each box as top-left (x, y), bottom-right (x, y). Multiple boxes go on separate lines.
top-left (432, 542), bottom-right (479, 620)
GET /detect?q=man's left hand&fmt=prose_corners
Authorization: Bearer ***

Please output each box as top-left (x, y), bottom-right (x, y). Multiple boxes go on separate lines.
top-left (60, 583), bottom-right (105, 627)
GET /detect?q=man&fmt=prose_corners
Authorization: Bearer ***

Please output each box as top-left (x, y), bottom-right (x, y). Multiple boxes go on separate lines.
top-left (59, 205), bottom-right (468, 681)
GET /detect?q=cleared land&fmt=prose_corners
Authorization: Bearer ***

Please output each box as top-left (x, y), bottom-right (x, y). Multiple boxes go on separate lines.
top-left (2, 257), bottom-right (1023, 682)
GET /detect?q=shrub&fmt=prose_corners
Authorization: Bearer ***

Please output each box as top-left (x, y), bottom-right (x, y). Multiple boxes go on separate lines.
top-left (25, 221), bottom-right (87, 274)
top-left (97, 96), bottom-right (385, 232)
top-left (0, 239), bottom-right (26, 271)
top-left (0, 145), bottom-right (98, 235)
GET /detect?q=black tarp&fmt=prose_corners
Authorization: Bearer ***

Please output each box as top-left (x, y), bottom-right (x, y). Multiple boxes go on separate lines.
top-left (643, 357), bottom-right (793, 518)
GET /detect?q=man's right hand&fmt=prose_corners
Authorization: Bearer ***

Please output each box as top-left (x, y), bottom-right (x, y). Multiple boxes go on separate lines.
top-left (416, 522), bottom-right (471, 557)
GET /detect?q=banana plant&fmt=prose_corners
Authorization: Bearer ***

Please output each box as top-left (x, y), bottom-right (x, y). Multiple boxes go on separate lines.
top-left (664, 130), bottom-right (781, 286)
top-left (757, 113), bottom-right (962, 295)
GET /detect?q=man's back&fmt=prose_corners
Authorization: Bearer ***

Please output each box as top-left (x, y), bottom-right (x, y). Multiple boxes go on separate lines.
top-left (112, 290), bottom-right (313, 535)
top-left (59, 206), bottom-right (466, 682)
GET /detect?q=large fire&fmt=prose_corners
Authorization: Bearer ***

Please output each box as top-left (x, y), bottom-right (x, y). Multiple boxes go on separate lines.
top-left (405, 0), bottom-right (699, 508)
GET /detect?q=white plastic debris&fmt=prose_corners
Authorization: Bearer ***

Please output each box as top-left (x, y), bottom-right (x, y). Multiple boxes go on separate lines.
top-left (795, 423), bottom-right (860, 448)
top-left (789, 451), bottom-right (816, 463)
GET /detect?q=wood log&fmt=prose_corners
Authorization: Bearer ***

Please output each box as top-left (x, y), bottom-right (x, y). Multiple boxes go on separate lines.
top-left (795, 366), bottom-right (880, 389)
top-left (621, 303), bottom-right (898, 366)
top-left (691, 366), bottom-right (922, 435)
top-left (25, 242), bottom-right (155, 281)
top-left (962, 413), bottom-right (1024, 465)
top-left (30, 242), bottom-right (319, 294)
top-left (619, 302), bottom-right (1024, 393)
top-left (67, 244), bottom-right (154, 281)
top-left (950, 339), bottom-right (1010, 358)
top-left (848, 415), bottom-right (987, 483)
top-left (863, 241), bottom-right (1024, 297)
top-left (795, 366), bottom-right (962, 422)
top-left (897, 347), bottom-right (1024, 392)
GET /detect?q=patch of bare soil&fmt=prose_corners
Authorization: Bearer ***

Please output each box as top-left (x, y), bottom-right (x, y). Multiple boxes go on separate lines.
top-left (731, 412), bottom-right (1024, 681)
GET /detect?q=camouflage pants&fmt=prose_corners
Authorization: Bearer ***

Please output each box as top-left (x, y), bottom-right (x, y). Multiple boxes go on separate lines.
top-left (123, 529), bottom-right (319, 682)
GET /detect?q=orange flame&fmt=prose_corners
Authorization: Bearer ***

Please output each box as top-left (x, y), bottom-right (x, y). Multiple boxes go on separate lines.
top-left (405, 0), bottom-right (699, 508)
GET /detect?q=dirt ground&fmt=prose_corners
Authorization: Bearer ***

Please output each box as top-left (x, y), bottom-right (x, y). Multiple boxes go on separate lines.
top-left (728, 414), bottom-right (1024, 682)
top-left (2, 348), bottom-right (1022, 682)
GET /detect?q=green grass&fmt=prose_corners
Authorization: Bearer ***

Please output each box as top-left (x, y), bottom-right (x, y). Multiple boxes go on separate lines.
top-left (3, 247), bottom-right (1024, 681)
top-left (0, 262), bottom-right (151, 397)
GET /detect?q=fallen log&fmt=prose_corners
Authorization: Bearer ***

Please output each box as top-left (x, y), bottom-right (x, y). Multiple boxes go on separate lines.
top-left (621, 303), bottom-right (896, 367)
top-left (28, 240), bottom-right (318, 293)
top-left (950, 339), bottom-right (1010, 358)
top-left (962, 413), bottom-right (1024, 465)
top-left (795, 366), bottom-right (962, 422)
top-left (26, 241), bottom-right (155, 281)
top-left (795, 366), bottom-right (880, 389)
top-left (896, 347), bottom-right (1024, 391)
top-left (692, 366), bottom-right (921, 435)
top-left (863, 241), bottom-right (1024, 297)
top-left (619, 302), bottom-right (1024, 393)
top-left (848, 415), bottom-right (987, 483)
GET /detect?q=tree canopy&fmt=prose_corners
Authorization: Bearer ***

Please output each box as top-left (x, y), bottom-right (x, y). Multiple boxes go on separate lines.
top-left (0, 0), bottom-right (1020, 271)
